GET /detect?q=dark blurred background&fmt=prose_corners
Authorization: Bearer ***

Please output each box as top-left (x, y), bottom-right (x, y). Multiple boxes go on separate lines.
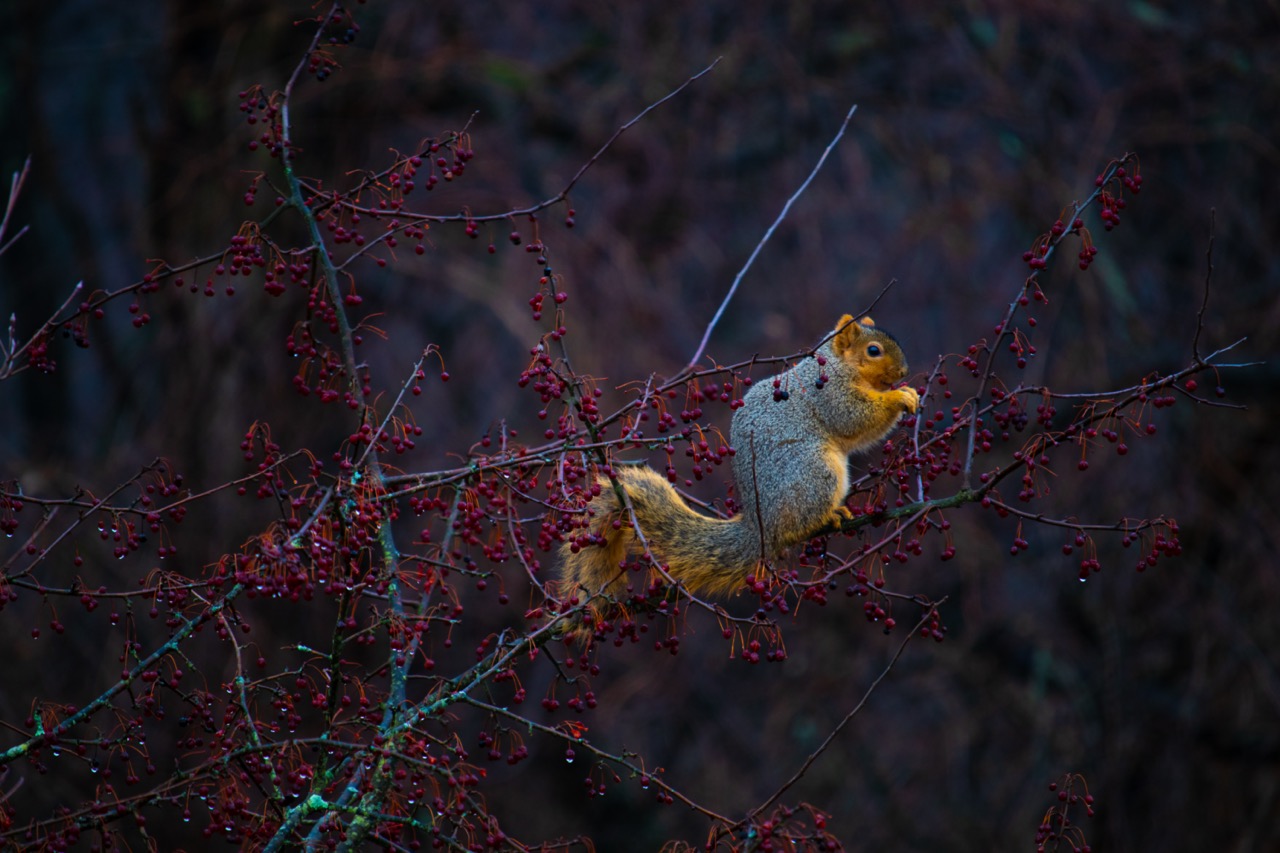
top-left (1, 1), bottom-right (1276, 850)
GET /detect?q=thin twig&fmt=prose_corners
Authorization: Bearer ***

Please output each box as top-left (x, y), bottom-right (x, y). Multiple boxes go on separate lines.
top-left (552, 59), bottom-right (721, 208)
top-left (352, 348), bottom-right (433, 472)
top-left (0, 282), bottom-right (82, 380)
top-left (0, 156), bottom-right (31, 255)
top-left (733, 599), bottom-right (943, 833)
top-left (461, 695), bottom-right (732, 825)
top-left (687, 104), bottom-right (859, 371)
top-left (331, 59), bottom-right (722, 230)
top-left (960, 155), bottom-right (1134, 489)
top-left (1192, 208), bottom-right (1214, 362)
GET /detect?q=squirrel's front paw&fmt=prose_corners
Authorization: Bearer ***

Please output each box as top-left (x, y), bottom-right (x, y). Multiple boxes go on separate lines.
top-left (897, 386), bottom-right (920, 414)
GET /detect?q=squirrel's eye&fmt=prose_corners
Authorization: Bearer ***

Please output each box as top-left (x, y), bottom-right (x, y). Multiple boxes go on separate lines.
top-left (866, 344), bottom-right (881, 357)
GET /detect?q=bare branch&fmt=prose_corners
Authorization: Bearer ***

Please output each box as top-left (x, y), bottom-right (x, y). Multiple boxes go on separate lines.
top-left (1193, 207), bottom-right (1215, 362)
top-left (732, 599), bottom-right (943, 835)
top-left (0, 156), bottom-right (31, 257)
top-left (687, 103), bottom-right (859, 371)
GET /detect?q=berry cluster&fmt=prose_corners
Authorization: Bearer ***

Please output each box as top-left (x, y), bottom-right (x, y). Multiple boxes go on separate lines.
top-left (1036, 774), bottom-right (1097, 853)
top-left (1023, 158), bottom-right (1142, 274)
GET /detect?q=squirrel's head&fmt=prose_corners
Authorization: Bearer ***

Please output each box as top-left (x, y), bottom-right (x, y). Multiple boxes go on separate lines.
top-left (831, 314), bottom-right (910, 389)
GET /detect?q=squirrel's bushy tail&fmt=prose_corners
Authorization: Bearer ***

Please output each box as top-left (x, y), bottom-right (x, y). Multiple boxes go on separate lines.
top-left (558, 467), bottom-right (761, 616)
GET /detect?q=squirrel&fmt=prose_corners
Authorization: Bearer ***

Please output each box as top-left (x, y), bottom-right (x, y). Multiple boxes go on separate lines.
top-left (558, 314), bottom-right (919, 632)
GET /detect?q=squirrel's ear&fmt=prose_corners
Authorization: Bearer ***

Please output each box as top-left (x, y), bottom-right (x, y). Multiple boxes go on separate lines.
top-left (858, 316), bottom-right (876, 328)
top-left (832, 313), bottom-right (861, 355)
